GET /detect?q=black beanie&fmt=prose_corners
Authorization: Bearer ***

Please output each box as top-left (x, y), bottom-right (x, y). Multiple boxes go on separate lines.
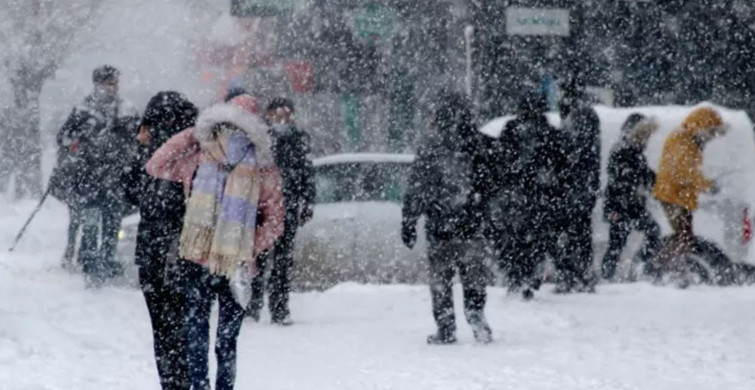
top-left (92, 65), bottom-right (119, 84)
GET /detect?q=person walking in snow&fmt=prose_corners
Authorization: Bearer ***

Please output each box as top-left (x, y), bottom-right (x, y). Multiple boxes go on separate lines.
top-left (601, 113), bottom-right (661, 281)
top-left (556, 76), bottom-right (601, 293)
top-left (491, 90), bottom-right (568, 300)
top-left (150, 96), bottom-right (284, 390)
top-left (54, 65), bottom-right (140, 285)
top-left (124, 91), bottom-right (198, 390)
top-left (402, 91), bottom-right (494, 345)
top-left (247, 97), bottom-right (315, 325)
top-left (652, 106), bottom-right (728, 287)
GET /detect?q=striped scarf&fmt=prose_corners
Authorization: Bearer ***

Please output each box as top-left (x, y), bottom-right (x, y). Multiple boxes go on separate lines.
top-left (179, 130), bottom-right (260, 276)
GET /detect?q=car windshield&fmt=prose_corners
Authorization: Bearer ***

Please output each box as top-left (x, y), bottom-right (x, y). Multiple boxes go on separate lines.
top-left (315, 162), bottom-right (411, 204)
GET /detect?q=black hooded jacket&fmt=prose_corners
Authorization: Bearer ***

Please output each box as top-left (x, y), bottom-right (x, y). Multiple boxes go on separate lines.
top-left (603, 139), bottom-right (655, 220)
top-left (488, 110), bottom-right (568, 235)
top-left (561, 102), bottom-right (601, 214)
top-left (402, 93), bottom-right (496, 241)
top-left (123, 92), bottom-right (198, 224)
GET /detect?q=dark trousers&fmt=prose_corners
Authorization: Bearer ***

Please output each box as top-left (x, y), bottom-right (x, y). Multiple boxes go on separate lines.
top-left (601, 212), bottom-right (661, 280)
top-left (502, 231), bottom-right (550, 291)
top-left (249, 227), bottom-right (295, 321)
top-left (79, 204), bottom-right (122, 284)
top-left (184, 261), bottom-right (245, 390)
top-left (556, 211), bottom-right (594, 288)
top-left (64, 206), bottom-right (82, 263)
top-left (136, 223), bottom-right (189, 390)
top-left (427, 239), bottom-right (487, 336)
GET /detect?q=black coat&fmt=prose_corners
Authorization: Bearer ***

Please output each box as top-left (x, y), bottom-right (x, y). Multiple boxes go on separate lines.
top-left (55, 94), bottom-right (140, 208)
top-left (402, 126), bottom-right (496, 242)
top-left (603, 140), bottom-right (655, 220)
top-left (270, 125), bottom-right (315, 231)
top-left (561, 105), bottom-right (601, 214)
top-left (487, 113), bottom-right (568, 235)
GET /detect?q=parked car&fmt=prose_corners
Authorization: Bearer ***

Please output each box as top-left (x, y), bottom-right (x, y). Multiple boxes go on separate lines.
top-left (292, 153), bottom-right (427, 290)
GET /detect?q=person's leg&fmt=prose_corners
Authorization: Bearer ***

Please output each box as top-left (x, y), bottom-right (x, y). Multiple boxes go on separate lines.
top-left (79, 207), bottom-right (102, 286)
top-left (63, 206), bottom-right (80, 266)
top-left (163, 259), bottom-right (191, 390)
top-left (247, 249), bottom-right (270, 321)
top-left (427, 239), bottom-right (458, 343)
top-left (214, 277), bottom-right (246, 390)
top-left (656, 203), bottom-right (691, 270)
top-left (457, 239), bottom-right (492, 343)
top-left (635, 212), bottom-right (662, 276)
top-left (183, 261), bottom-right (213, 390)
top-left (601, 219), bottom-right (632, 281)
top-left (100, 204), bottom-right (123, 278)
top-left (269, 227), bottom-right (296, 324)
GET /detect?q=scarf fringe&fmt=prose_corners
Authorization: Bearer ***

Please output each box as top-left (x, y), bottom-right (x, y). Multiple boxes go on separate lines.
top-left (179, 224), bottom-right (214, 264)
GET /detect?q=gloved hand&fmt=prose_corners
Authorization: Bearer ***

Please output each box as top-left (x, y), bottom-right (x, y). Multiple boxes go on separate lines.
top-left (300, 206), bottom-right (314, 226)
top-left (709, 180), bottom-right (721, 195)
top-left (401, 221), bottom-right (417, 249)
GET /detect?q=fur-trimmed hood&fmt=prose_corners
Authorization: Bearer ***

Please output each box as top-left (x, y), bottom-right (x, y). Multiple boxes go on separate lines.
top-left (193, 103), bottom-right (274, 166)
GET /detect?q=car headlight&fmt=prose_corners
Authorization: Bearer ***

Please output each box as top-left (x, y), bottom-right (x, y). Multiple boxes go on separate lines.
top-left (118, 230), bottom-right (126, 241)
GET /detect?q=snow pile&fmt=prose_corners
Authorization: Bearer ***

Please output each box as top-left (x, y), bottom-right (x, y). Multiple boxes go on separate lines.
top-left (2, 200), bottom-right (755, 389)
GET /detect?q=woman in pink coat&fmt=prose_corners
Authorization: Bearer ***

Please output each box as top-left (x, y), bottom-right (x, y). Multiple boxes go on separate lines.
top-left (147, 94), bottom-right (283, 390)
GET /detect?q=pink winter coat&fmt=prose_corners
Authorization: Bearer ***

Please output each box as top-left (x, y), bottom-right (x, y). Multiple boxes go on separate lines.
top-left (146, 128), bottom-right (284, 256)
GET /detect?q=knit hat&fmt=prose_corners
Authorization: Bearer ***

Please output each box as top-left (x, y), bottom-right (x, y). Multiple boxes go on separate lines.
top-left (92, 65), bottom-right (119, 84)
top-left (683, 106), bottom-right (724, 135)
top-left (229, 94), bottom-right (260, 115)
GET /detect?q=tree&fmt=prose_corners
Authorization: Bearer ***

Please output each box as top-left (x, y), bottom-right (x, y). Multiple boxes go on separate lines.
top-left (0, 0), bottom-right (104, 199)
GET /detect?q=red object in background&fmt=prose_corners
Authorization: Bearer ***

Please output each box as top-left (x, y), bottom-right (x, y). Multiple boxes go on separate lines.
top-left (744, 208), bottom-right (752, 244)
top-left (285, 61), bottom-right (314, 93)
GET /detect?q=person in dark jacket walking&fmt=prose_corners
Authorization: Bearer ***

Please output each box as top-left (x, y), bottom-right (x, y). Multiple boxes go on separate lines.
top-left (247, 97), bottom-right (315, 325)
top-left (601, 113), bottom-right (661, 281)
top-left (123, 91), bottom-right (198, 390)
top-left (402, 91), bottom-right (493, 345)
top-left (490, 90), bottom-right (568, 300)
top-left (56, 65), bottom-right (140, 285)
top-left (557, 77), bottom-right (601, 293)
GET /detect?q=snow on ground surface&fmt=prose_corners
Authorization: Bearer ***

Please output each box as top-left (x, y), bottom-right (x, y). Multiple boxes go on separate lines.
top-left (2, 199), bottom-right (755, 390)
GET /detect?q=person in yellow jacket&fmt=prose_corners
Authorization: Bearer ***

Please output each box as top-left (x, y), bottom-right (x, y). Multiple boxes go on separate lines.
top-left (652, 106), bottom-right (728, 283)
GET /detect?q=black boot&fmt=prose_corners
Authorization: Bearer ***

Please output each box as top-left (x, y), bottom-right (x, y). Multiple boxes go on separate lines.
top-left (427, 330), bottom-right (457, 345)
top-left (467, 312), bottom-right (493, 344)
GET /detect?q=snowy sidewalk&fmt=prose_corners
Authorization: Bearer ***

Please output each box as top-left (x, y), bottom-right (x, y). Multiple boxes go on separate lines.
top-left (1, 200), bottom-right (754, 390)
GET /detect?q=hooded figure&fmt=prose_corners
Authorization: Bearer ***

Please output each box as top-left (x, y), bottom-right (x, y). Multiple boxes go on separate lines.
top-left (402, 91), bottom-right (493, 345)
top-left (601, 113), bottom-right (661, 281)
top-left (491, 90), bottom-right (568, 300)
top-left (123, 91), bottom-right (197, 390)
top-left (652, 106), bottom-right (727, 286)
top-left (557, 76), bottom-right (601, 293)
top-left (153, 97), bottom-right (283, 390)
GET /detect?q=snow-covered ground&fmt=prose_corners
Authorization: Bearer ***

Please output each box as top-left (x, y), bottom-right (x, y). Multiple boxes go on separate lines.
top-left (3, 200), bottom-right (755, 389)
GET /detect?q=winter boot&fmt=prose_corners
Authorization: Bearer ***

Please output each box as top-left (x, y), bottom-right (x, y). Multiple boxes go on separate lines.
top-left (272, 314), bottom-right (294, 326)
top-left (467, 312), bottom-right (493, 344)
top-left (427, 330), bottom-right (457, 345)
top-left (245, 307), bottom-right (261, 322)
top-left (522, 288), bottom-right (535, 301)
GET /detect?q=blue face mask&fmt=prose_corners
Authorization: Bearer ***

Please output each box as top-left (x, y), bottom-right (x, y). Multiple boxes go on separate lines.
top-left (272, 123), bottom-right (292, 136)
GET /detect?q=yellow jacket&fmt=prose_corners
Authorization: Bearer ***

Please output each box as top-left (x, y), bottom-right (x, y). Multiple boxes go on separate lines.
top-left (653, 107), bottom-right (722, 211)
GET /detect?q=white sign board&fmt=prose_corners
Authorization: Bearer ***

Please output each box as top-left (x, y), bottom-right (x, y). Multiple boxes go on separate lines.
top-left (506, 8), bottom-right (570, 36)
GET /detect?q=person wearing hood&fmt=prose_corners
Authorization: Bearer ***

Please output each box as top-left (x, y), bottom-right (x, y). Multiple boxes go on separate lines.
top-left (556, 76), bottom-right (601, 293)
top-left (149, 95), bottom-right (284, 390)
top-left (123, 91), bottom-right (198, 390)
top-left (492, 90), bottom-right (568, 300)
top-left (402, 91), bottom-right (493, 345)
top-left (653, 106), bottom-right (728, 287)
top-left (247, 97), bottom-right (315, 325)
top-left (601, 114), bottom-right (661, 281)
top-left (54, 65), bottom-right (140, 285)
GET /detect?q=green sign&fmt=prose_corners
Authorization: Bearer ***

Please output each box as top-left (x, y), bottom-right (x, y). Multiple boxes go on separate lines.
top-left (230, 0), bottom-right (299, 17)
top-left (354, 4), bottom-right (395, 45)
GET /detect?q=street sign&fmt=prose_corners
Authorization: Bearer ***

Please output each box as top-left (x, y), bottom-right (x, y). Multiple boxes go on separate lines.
top-left (352, 3), bottom-right (396, 45)
top-left (230, 0), bottom-right (299, 17)
top-left (506, 8), bottom-right (570, 36)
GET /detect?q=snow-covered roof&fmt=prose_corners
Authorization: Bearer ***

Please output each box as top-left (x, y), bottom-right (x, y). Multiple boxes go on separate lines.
top-left (313, 153), bottom-right (415, 167)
